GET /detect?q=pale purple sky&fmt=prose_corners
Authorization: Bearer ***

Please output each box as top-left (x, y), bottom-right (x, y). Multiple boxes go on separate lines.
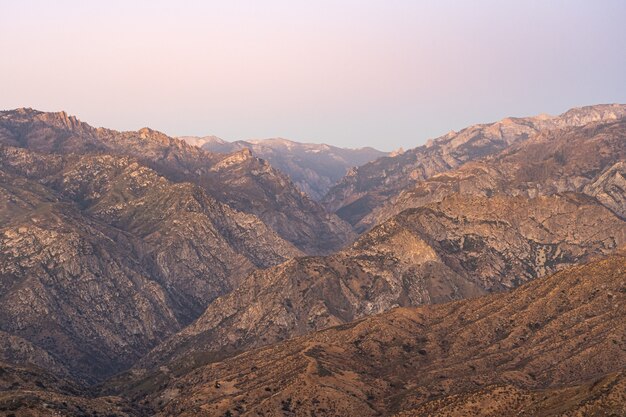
top-left (1, 0), bottom-right (625, 150)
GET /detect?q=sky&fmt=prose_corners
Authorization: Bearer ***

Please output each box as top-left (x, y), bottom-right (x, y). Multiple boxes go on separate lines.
top-left (1, 1), bottom-right (625, 151)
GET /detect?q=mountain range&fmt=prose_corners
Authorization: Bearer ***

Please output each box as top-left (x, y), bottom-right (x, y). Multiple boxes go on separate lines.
top-left (0, 104), bottom-right (625, 416)
top-left (181, 135), bottom-right (388, 201)
top-left (323, 104), bottom-right (626, 230)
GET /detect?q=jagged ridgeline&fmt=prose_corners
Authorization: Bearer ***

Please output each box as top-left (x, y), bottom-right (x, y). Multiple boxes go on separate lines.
top-left (182, 136), bottom-right (388, 201)
top-left (0, 108), bottom-right (355, 255)
top-left (0, 105), bottom-right (625, 416)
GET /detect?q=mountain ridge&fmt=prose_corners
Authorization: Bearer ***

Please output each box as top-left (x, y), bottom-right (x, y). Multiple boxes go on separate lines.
top-left (323, 104), bottom-right (626, 228)
top-left (186, 135), bottom-right (388, 200)
top-left (0, 108), bottom-right (355, 254)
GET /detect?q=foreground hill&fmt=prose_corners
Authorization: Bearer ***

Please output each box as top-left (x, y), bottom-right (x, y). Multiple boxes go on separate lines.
top-left (182, 136), bottom-right (387, 200)
top-left (323, 104), bottom-right (626, 228)
top-left (140, 250), bottom-right (626, 416)
top-left (0, 146), bottom-right (300, 381)
top-left (0, 109), bottom-right (354, 254)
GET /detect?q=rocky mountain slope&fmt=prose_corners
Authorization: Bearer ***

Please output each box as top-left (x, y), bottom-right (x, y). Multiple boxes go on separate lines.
top-left (0, 145), bottom-right (300, 382)
top-left (181, 136), bottom-right (387, 200)
top-left (323, 104), bottom-right (626, 227)
top-left (0, 109), bottom-right (354, 254)
top-left (135, 250), bottom-right (626, 416)
top-left (2, 105), bottom-right (625, 415)
top-left (121, 191), bottom-right (625, 384)
top-left (359, 117), bottom-right (626, 231)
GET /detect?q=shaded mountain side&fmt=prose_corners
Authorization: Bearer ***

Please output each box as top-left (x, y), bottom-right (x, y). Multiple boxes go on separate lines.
top-left (0, 109), bottom-right (354, 254)
top-left (323, 104), bottom-right (626, 227)
top-left (131, 251), bottom-right (626, 416)
top-left (0, 331), bottom-right (69, 379)
top-left (0, 361), bottom-right (141, 416)
top-left (118, 191), bottom-right (625, 385)
top-left (359, 117), bottom-right (626, 232)
top-left (0, 146), bottom-right (300, 382)
top-left (189, 136), bottom-right (387, 200)
top-left (0, 187), bottom-right (179, 381)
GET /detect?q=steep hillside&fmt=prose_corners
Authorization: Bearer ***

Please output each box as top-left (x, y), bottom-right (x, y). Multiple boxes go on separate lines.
top-left (0, 109), bottom-right (354, 254)
top-left (189, 136), bottom-right (387, 200)
top-left (138, 251), bottom-right (626, 416)
top-left (0, 146), bottom-right (299, 381)
top-left (361, 118), bottom-right (626, 231)
top-left (323, 104), bottom-right (626, 227)
top-left (123, 191), bottom-right (625, 382)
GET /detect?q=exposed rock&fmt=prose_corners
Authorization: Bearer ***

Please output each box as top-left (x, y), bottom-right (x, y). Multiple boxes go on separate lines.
top-left (122, 192), bottom-right (625, 382)
top-left (0, 146), bottom-right (300, 381)
top-left (323, 104), bottom-right (626, 227)
top-left (191, 136), bottom-right (387, 200)
top-left (584, 161), bottom-right (626, 219)
top-left (0, 109), bottom-right (354, 254)
top-left (360, 118), bottom-right (626, 231)
top-left (135, 251), bottom-right (626, 416)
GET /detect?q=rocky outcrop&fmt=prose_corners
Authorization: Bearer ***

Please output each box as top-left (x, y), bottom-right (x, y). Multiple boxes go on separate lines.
top-left (192, 136), bottom-right (387, 200)
top-left (323, 104), bottom-right (626, 227)
top-left (135, 251), bottom-right (626, 416)
top-left (583, 161), bottom-right (626, 219)
top-left (0, 109), bottom-right (354, 254)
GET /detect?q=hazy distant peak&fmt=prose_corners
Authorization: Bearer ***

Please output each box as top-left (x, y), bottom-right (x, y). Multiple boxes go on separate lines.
top-left (195, 135), bottom-right (388, 200)
top-left (179, 135), bottom-right (225, 148)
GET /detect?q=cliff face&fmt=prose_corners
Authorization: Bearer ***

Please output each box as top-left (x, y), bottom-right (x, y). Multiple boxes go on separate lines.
top-left (137, 251), bottom-right (626, 417)
top-left (0, 109), bottom-right (354, 254)
top-left (0, 145), bottom-right (300, 382)
top-left (193, 136), bottom-right (387, 200)
top-left (323, 104), bottom-right (626, 228)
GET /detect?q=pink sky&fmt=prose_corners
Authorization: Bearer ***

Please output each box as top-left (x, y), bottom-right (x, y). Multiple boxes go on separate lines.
top-left (1, 0), bottom-right (625, 150)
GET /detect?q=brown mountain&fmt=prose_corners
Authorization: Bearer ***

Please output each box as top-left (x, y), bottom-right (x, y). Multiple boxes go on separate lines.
top-left (0, 109), bottom-right (354, 254)
top-left (122, 191), bottom-right (625, 385)
top-left (323, 104), bottom-right (626, 228)
top-left (185, 136), bottom-right (387, 200)
top-left (136, 250), bottom-right (626, 416)
top-left (360, 117), bottom-right (626, 231)
top-left (0, 145), bottom-right (300, 381)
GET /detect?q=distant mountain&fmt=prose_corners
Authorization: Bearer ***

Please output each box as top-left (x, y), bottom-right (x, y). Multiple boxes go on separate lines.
top-left (130, 250), bottom-right (626, 416)
top-left (0, 109), bottom-right (354, 254)
top-left (180, 136), bottom-right (387, 200)
top-left (362, 117), bottom-right (626, 231)
top-left (323, 104), bottom-right (626, 228)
